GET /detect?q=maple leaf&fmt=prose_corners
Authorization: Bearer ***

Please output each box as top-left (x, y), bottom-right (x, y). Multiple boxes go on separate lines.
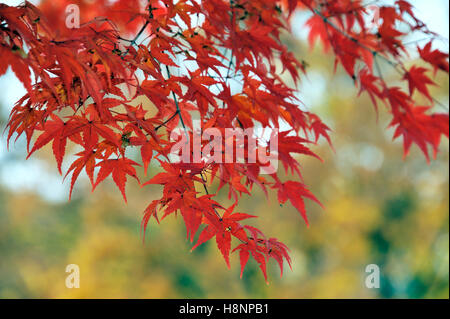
top-left (26, 114), bottom-right (82, 174)
top-left (1, 46), bottom-right (32, 93)
top-left (358, 68), bottom-right (384, 112)
top-left (308, 113), bottom-right (333, 148)
top-left (234, 244), bottom-right (250, 278)
top-left (141, 140), bottom-right (154, 176)
top-left (192, 205), bottom-right (256, 268)
top-left (277, 130), bottom-right (322, 177)
top-left (267, 238), bottom-right (292, 278)
top-left (305, 15), bottom-right (331, 52)
top-left (403, 66), bottom-right (435, 101)
top-left (233, 236), bottom-right (270, 284)
top-left (142, 160), bottom-right (203, 189)
top-left (276, 181), bottom-right (323, 226)
top-left (64, 148), bottom-right (98, 200)
top-left (94, 158), bottom-right (141, 203)
top-left (390, 106), bottom-right (449, 162)
top-left (418, 42), bottom-right (449, 74)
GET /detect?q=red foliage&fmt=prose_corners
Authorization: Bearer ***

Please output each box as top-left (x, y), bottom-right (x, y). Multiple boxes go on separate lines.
top-left (1, 0), bottom-right (448, 282)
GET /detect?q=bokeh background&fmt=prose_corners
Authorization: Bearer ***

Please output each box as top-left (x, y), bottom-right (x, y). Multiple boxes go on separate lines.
top-left (0, 0), bottom-right (448, 298)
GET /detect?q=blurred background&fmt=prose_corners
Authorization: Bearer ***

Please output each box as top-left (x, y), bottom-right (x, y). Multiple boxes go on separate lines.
top-left (0, 0), bottom-right (448, 298)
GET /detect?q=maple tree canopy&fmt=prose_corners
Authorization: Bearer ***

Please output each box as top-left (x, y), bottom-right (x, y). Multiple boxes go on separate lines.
top-left (0, 0), bottom-right (448, 282)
